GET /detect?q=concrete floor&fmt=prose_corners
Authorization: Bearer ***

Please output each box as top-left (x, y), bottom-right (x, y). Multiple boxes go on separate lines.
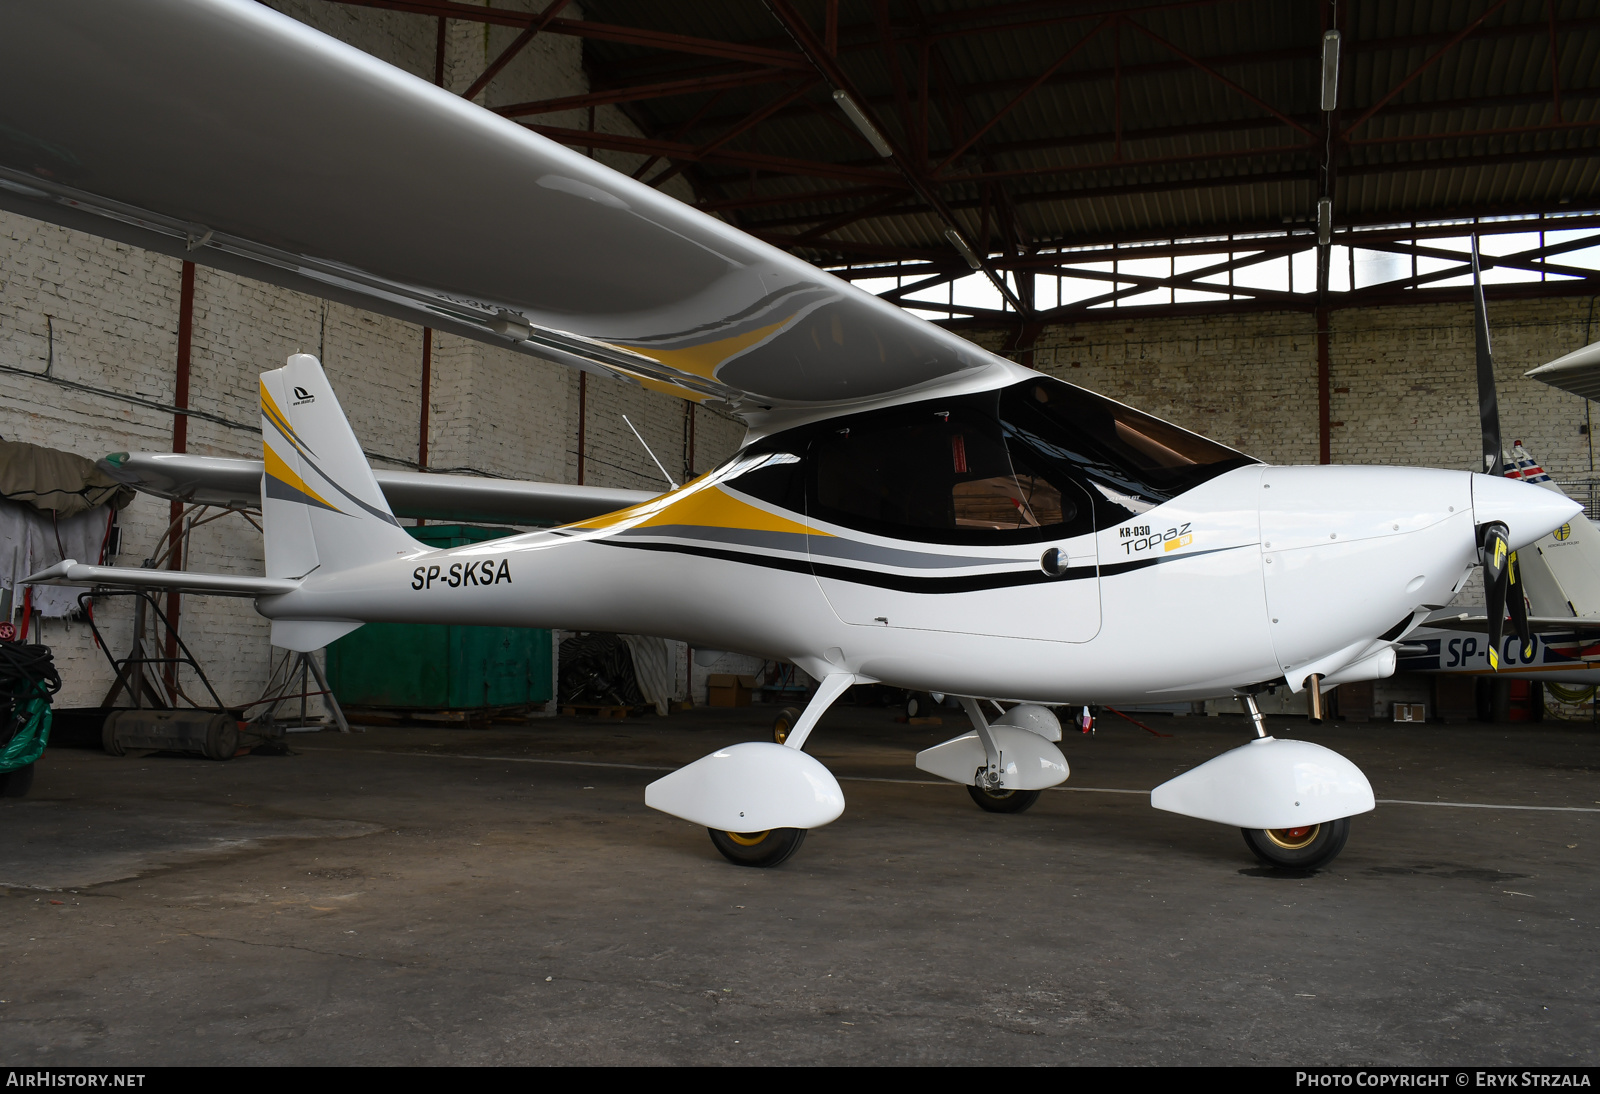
top-left (1, 706), bottom-right (1596, 1066)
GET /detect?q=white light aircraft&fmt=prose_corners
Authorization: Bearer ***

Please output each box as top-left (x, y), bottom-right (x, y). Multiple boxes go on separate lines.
top-left (5, 0), bottom-right (1579, 870)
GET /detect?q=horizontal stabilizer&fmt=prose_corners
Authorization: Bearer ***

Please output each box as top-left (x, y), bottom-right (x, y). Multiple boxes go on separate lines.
top-left (23, 559), bottom-right (298, 598)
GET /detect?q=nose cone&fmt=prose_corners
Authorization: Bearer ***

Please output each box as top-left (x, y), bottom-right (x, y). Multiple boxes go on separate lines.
top-left (1472, 473), bottom-right (1582, 549)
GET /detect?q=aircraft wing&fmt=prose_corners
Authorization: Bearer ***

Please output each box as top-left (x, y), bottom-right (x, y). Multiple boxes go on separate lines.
top-left (1525, 342), bottom-right (1600, 401)
top-left (0, 0), bottom-right (1007, 414)
top-left (97, 452), bottom-right (656, 526)
top-left (1421, 609), bottom-right (1600, 636)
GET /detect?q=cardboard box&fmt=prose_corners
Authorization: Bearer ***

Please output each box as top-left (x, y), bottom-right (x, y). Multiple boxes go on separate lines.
top-left (707, 673), bottom-right (757, 707)
top-left (1393, 702), bottom-right (1426, 723)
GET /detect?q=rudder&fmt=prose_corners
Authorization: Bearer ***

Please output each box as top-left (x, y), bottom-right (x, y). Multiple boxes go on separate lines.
top-left (260, 354), bottom-right (418, 580)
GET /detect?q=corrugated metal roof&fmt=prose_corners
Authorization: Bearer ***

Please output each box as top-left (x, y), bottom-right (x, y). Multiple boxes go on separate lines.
top-left (577, 0), bottom-right (1599, 262)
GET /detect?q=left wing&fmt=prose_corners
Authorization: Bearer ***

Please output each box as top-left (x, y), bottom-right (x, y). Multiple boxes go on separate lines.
top-left (0, 0), bottom-right (1009, 415)
top-left (98, 452), bottom-right (657, 525)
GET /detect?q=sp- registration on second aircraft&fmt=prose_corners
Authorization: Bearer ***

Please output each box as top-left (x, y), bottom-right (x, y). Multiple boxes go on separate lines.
top-left (4, 0), bottom-right (1577, 870)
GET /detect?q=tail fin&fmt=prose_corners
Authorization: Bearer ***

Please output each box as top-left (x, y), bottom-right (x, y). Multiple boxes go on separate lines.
top-left (260, 354), bottom-right (418, 581)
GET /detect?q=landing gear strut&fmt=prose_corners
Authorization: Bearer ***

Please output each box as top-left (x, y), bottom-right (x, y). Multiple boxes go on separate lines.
top-left (1233, 692), bottom-right (1354, 870)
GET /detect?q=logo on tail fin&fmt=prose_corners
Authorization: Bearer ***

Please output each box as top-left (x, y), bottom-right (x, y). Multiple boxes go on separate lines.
top-left (293, 385), bottom-right (315, 405)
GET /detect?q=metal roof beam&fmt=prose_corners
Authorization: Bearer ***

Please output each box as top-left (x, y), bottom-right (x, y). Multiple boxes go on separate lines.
top-left (324, 1), bottom-right (813, 68)
top-left (643, 78), bottom-right (821, 190)
top-left (459, 0), bottom-right (569, 101)
top-left (494, 69), bottom-right (797, 118)
top-left (1342, 0), bottom-right (1517, 136)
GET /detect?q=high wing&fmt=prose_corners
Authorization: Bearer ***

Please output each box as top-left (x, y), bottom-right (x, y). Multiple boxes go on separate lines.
top-left (98, 452), bottom-right (656, 525)
top-left (1524, 341), bottom-right (1600, 401)
top-left (0, 0), bottom-right (1006, 415)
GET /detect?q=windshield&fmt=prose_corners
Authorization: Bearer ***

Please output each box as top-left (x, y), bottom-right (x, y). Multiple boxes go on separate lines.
top-left (998, 375), bottom-right (1256, 512)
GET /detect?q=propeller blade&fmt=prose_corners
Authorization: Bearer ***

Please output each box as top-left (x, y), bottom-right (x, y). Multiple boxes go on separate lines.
top-left (1472, 237), bottom-right (1503, 478)
top-left (1481, 522), bottom-right (1511, 671)
top-left (1507, 550), bottom-right (1535, 661)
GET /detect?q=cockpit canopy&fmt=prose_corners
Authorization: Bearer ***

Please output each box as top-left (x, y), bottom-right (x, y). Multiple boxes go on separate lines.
top-left (722, 375), bottom-right (1257, 546)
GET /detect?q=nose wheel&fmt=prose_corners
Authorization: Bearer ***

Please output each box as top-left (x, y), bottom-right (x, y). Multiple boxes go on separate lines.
top-left (708, 827), bottom-right (807, 867)
top-left (1241, 817), bottom-right (1351, 869)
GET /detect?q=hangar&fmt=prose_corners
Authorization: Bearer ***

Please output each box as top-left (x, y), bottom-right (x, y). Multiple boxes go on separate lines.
top-left (0, 0), bottom-right (1597, 1067)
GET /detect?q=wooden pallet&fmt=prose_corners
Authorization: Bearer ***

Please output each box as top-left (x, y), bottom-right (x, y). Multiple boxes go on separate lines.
top-left (560, 704), bottom-right (634, 719)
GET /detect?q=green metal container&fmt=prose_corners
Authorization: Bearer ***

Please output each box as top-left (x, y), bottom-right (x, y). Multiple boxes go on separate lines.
top-left (324, 524), bottom-right (552, 710)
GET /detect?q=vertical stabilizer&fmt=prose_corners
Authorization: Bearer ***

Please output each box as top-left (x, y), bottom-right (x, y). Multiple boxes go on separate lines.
top-left (260, 354), bottom-right (419, 580)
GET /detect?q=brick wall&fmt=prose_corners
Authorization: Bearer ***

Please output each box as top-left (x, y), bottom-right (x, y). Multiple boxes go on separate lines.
top-left (966, 296), bottom-right (1599, 479)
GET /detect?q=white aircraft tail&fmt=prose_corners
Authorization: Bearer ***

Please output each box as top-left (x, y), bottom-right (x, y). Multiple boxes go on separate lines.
top-left (261, 354), bottom-right (420, 649)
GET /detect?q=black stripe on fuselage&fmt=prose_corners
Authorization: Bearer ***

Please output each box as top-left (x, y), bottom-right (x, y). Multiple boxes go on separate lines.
top-left (599, 538), bottom-right (1242, 593)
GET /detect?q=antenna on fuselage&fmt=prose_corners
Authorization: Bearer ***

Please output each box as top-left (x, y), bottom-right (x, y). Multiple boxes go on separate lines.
top-left (622, 414), bottom-right (680, 491)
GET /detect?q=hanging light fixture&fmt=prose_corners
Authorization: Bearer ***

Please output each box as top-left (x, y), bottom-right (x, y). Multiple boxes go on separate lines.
top-left (1320, 30), bottom-right (1341, 111)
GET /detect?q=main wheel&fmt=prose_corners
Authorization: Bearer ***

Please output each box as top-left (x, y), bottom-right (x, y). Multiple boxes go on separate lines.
top-left (771, 707), bottom-right (803, 745)
top-left (708, 827), bottom-right (807, 867)
top-left (967, 785), bottom-right (1042, 814)
top-left (1241, 817), bottom-right (1351, 869)
top-left (904, 691), bottom-right (937, 719)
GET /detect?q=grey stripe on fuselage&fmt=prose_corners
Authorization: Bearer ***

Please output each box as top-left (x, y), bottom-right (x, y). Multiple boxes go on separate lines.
top-left (614, 523), bottom-right (1039, 571)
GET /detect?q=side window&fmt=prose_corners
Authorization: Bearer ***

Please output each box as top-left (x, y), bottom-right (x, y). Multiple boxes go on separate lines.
top-left (809, 395), bottom-right (1093, 544)
top-left (718, 448), bottom-right (805, 512)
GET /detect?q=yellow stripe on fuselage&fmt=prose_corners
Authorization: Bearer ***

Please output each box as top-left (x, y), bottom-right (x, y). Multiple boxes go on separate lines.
top-left (635, 484), bottom-right (825, 536)
top-left (563, 478), bottom-right (829, 538)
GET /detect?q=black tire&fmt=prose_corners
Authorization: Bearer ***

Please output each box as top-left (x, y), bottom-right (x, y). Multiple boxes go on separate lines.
top-left (202, 712), bottom-right (239, 761)
top-left (0, 762), bottom-right (34, 798)
top-left (101, 711), bottom-right (125, 757)
top-left (772, 707), bottom-right (803, 745)
top-left (905, 691), bottom-right (936, 719)
top-left (707, 827), bottom-right (807, 867)
top-left (967, 785), bottom-right (1042, 814)
top-left (1241, 817), bottom-right (1351, 869)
